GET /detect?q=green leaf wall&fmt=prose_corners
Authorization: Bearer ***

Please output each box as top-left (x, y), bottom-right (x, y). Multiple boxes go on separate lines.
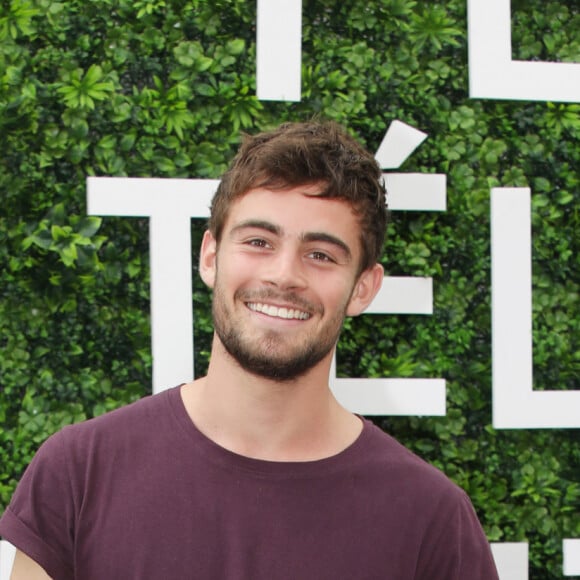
top-left (0, 0), bottom-right (578, 577)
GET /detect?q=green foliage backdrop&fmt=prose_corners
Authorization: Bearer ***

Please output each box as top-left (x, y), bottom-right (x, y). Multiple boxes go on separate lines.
top-left (0, 0), bottom-right (578, 577)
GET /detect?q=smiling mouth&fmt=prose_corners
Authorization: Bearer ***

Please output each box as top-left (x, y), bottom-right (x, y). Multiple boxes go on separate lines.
top-left (246, 302), bottom-right (311, 320)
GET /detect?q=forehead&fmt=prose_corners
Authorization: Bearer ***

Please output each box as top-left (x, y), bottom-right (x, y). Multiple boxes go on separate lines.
top-left (223, 186), bottom-right (361, 243)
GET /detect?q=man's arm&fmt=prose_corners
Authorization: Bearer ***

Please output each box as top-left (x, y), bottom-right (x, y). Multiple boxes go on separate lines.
top-left (10, 549), bottom-right (52, 580)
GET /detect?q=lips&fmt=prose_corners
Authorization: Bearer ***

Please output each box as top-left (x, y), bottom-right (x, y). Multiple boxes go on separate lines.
top-left (246, 302), bottom-right (311, 320)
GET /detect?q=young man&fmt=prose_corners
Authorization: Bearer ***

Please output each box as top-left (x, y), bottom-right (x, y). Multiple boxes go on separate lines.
top-left (0, 121), bottom-right (499, 579)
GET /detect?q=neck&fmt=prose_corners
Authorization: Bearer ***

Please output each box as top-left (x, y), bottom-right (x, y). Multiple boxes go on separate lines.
top-left (180, 336), bottom-right (361, 461)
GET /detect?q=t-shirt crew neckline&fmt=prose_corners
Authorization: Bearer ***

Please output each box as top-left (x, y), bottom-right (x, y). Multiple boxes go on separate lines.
top-left (163, 383), bottom-right (373, 479)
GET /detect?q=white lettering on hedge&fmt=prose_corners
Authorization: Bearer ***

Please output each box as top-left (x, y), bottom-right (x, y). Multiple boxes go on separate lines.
top-left (377, 121), bottom-right (447, 212)
top-left (564, 539), bottom-right (580, 576)
top-left (375, 120), bottom-right (428, 170)
top-left (331, 120), bottom-right (447, 416)
top-left (490, 188), bottom-right (580, 428)
top-left (256, 0), bottom-right (580, 103)
top-left (467, 0), bottom-right (580, 103)
top-left (256, 0), bottom-right (302, 101)
top-left (0, 541), bottom-right (15, 580)
top-left (87, 177), bottom-right (217, 392)
top-left (490, 543), bottom-right (528, 580)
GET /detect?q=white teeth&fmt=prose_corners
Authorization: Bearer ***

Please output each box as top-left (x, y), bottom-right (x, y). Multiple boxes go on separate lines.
top-left (247, 303), bottom-right (310, 320)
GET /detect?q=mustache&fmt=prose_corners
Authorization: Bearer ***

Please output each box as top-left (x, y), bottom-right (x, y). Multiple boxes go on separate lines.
top-left (234, 289), bottom-right (321, 315)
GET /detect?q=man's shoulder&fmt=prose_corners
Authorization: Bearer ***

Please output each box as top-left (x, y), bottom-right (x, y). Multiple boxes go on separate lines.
top-left (50, 385), bottom-right (182, 456)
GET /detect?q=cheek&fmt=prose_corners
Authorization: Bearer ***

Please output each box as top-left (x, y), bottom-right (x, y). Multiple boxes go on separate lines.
top-left (320, 281), bottom-right (356, 313)
top-left (213, 259), bottom-right (245, 296)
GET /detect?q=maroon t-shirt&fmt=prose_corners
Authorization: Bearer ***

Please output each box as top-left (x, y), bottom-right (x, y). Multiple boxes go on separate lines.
top-left (0, 386), bottom-right (499, 579)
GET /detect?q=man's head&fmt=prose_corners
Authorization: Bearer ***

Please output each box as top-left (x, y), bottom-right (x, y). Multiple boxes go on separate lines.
top-left (209, 121), bottom-right (387, 273)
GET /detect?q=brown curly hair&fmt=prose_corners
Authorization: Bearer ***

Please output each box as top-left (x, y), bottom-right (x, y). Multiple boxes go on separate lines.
top-left (209, 121), bottom-right (387, 272)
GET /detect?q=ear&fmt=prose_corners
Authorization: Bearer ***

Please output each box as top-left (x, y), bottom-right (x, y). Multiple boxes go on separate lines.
top-left (199, 230), bottom-right (217, 289)
top-left (346, 263), bottom-right (383, 316)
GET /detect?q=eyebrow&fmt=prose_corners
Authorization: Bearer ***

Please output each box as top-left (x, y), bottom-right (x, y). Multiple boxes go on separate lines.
top-left (301, 232), bottom-right (352, 260)
top-left (230, 219), bottom-right (281, 236)
top-left (230, 219), bottom-right (353, 260)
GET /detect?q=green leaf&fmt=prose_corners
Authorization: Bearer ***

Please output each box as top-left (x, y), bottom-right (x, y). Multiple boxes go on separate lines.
top-left (77, 217), bottom-right (102, 238)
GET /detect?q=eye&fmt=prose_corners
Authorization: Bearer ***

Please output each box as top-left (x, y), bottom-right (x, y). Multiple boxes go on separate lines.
top-left (308, 251), bottom-right (334, 263)
top-left (247, 238), bottom-right (270, 249)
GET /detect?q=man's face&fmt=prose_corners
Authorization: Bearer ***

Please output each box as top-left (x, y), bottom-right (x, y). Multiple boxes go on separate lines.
top-left (200, 185), bottom-right (382, 382)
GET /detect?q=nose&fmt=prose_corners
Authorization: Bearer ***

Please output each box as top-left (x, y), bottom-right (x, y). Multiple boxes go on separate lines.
top-left (262, 248), bottom-right (307, 290)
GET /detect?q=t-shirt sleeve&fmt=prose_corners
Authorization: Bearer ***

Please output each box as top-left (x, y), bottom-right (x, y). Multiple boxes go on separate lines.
top-left (0, 430), bottom-right (75, 580)
top-left (416, 488), bottom-right (499, 580)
